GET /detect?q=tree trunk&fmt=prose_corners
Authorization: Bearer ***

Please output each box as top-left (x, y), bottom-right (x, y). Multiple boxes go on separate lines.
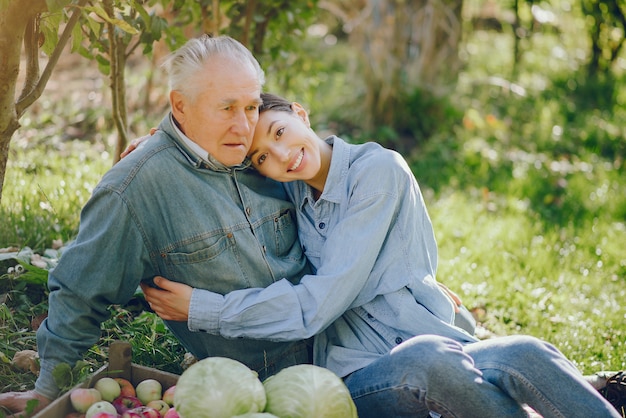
top-left (349, 0), bottom-right (463, 131)
top-left (0, 0), bottom-right (85, 203)
top-left (0, 130), bottom-right (15, 201)
top-left (104, 0), bottom-right (129, 165)
top-left (0, 0), bottom-right (47, 203)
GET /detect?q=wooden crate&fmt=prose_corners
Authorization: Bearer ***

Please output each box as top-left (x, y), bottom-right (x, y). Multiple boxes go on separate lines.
top-left (34, 340), bottom-right (179, 417)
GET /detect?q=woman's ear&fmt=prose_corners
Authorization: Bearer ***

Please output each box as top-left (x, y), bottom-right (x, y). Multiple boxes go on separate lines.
top-left (291, 102), bottom-right (311, 127)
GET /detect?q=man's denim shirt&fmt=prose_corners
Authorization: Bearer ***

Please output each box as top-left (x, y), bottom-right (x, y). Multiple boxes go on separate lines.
top-left (35, 114), bottom-right (310, 399)
top-left (189, 136), bottom-right (477, 379)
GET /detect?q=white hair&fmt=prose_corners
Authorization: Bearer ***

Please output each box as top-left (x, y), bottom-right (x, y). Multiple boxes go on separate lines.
top-left (162, 34), bottom-right (265, 99)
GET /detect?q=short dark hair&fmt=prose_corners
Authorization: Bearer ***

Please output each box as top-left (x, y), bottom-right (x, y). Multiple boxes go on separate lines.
top-left (260, 92), bottom-right (293, 114)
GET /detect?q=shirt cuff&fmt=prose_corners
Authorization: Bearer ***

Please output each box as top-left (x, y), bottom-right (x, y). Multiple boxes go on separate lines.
top-left (188, 288), bottom-right (224, 333)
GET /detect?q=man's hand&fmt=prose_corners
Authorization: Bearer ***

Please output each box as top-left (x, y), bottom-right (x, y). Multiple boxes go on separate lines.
top-left (140, 276), bottom-right (193, 321)
top-left (0, 390), bottom-right (51, 417)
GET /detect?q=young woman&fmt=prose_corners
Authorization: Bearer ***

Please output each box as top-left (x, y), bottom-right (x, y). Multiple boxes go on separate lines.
top-left (141, 93), bottom-right (621, 417)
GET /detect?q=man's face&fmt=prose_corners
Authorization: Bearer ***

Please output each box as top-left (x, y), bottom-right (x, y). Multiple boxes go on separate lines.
top-left (170, 55), bottom-right (262, 166)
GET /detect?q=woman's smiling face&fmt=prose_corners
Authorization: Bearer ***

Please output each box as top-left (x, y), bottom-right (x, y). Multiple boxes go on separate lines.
top-left (248, 104), bottom-right (323, 183)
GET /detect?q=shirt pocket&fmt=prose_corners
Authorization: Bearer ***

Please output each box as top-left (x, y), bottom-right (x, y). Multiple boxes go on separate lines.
top-left (299, 230), bottom-right (325, 271)
top-left (160, 232), bottom-right (249, 294)
top-left (270, 209), bottom-right (300, 260)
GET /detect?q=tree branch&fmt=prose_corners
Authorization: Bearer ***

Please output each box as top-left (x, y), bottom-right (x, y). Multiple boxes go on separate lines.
top-left (15, 0), bottom-right (88, 117)
top-left (241, 0), bottom-right (256, 48)
top-left (17, 15), bottom-right (41, 102)
top-left (104, 0), bottom-right (128, 164)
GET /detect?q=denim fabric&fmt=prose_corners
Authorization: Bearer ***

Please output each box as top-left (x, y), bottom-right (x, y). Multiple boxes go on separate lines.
top-left (35, 114), bottom-right (310, 399)
top-left (344, 334), bottom-right (621, 418)
top-left (179, 136), bottom-right (617, 416)
top-left (188, 136), bottom-right (476, 378)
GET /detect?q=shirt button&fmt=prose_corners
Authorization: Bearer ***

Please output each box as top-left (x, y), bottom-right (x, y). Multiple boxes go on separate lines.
top-left (318, 222), bottom-right (326, 229)
top-left (246, 207), bottom-right (251, 216)
top-left (262, 245), bottom-right (266, 253)
top-left (395, 337), bottom-right (403, 345)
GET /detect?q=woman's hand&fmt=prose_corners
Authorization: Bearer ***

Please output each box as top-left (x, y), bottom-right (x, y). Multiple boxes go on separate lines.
top-left (438, 282), bottom-right (462, 313)
top-left (140, 276), bottom-right (193, 321)
top-left (119, 128), bottom-right (157, 159)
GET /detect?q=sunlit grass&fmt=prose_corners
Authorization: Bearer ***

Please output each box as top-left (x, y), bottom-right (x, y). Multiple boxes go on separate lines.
top-left (1, 136), bottom-right (112, 251)
top-left (429, 188), bottom-right (626, 374)
top-left (1, 5), bottom-right (625, 394)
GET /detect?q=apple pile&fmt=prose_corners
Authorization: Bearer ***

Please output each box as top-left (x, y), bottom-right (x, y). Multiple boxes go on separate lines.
top-left (67, 377), bottom-right (179, 418)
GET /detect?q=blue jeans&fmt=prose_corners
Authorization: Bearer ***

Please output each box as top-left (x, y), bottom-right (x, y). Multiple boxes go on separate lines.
top-left (344, 334), bottom-right (620, 418)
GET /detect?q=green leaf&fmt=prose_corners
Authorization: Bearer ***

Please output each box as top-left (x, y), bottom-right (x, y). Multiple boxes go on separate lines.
top-left (131, 0), bottom-right (152, 26)
top-left (24, 398), bottom-right (41, 415)
top-left (70, 20), bottom-right (83, 52)
top-left (45, 0), bottom-right (71, 13)
top-left (84, 4), bottom-right (139, 35)
top-left (15, 260), bottom-right (49, 286)
top-left (83, 4), bottom-right (109, 20)
top-left (96, 53), bottom-right (111, 75)
top-left (86, 14), bottom-right (103, 38)
top-left (39, 10), bottom-right (62, 55)
top-left (109, 16), bottom-right (140, 35)
top-left (52, 362), bottom-right (73, 390)
top-left (72, 359), bottom-right (90, 375)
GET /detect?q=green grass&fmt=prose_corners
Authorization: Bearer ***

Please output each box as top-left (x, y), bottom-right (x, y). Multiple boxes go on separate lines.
top-left (1, 14), bottom-right (625, 396)
top-left (430, 191), bottom-right (626, 373)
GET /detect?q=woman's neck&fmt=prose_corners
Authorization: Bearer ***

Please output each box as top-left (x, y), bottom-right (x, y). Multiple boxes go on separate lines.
top-left (305, 139), bottom-right (333, 199)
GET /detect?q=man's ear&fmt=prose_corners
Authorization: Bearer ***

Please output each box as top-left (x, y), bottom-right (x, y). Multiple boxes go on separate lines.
top-left (170, 90), bottom-right (186, 123)
top-left (291, 102), bottom-right (311, 127)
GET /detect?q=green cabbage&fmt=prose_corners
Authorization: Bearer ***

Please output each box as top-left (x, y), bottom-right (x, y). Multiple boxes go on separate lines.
top-left (233, 414), bottom-right (279, 417)
top-left (174, 357), bottom-right (266, 418)
top-left (263, 365), bottom-right (358, 418)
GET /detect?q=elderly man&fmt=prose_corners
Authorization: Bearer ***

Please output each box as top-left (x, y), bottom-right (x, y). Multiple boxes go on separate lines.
top-left (0, 34), bottom-right (311, 416)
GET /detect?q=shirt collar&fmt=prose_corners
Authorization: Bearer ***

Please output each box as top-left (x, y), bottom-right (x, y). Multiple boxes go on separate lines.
top-left (170, 114), bottom-right (251, 171)
top-left (302, 135), bottom-right (347, 207)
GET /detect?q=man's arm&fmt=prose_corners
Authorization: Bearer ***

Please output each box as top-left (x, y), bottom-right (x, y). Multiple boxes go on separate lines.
top-left (34, 186), bottom-right (151, 400)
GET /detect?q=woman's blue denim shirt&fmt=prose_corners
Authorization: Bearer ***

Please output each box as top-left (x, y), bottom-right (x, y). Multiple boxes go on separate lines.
top-left (35, 114), bottom-right (310, 399)
top-left (189, 136), bottom-right (477, 379)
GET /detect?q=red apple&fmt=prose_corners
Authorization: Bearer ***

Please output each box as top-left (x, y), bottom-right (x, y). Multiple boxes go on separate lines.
top-left (161, 385), bottom-right (175, 406)
top-left (163, 408), bottom-right (180, 418)
top-left (121, 406), bottom-right (161, 418)
top-left (90, 413), bottom-right (118, 418)
top-left (70, 388), bottom-right (102, 413)
top-left (114, 378), bottom-right (136, 397)
top-left (135, 379), bottom-right (162, 405)
top-left (112, 395), bottom-right (143, 414)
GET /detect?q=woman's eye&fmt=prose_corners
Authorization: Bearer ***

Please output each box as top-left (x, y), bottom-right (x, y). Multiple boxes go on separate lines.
top-left (257, 154), bottom-right (267, 165)
top-left (276, 127), bottom-right (284, 138)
